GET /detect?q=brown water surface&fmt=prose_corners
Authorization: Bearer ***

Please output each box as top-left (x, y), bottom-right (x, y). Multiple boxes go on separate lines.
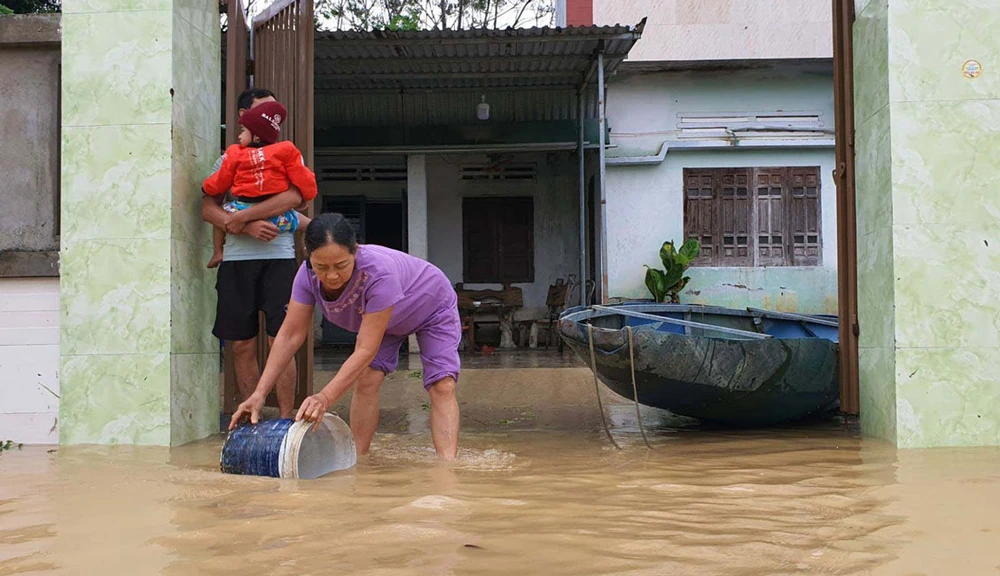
top-left (1, 428), bottom-right (998, 575)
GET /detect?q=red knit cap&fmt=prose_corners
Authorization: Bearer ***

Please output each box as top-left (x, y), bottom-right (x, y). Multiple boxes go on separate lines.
top-left (239, 101), bottom-right (287, 144)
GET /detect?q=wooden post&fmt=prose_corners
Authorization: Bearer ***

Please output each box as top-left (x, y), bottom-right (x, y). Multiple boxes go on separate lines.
top-left (832, 0), bottom-right (860, 415)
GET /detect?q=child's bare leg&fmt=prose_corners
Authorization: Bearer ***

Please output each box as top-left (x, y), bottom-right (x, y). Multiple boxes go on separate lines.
top-left (208, 226), bottom-right (226, 268)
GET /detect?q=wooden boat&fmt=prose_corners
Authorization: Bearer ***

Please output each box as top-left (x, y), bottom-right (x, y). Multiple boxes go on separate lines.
top-left (557, 303), bottom-right (840, 427)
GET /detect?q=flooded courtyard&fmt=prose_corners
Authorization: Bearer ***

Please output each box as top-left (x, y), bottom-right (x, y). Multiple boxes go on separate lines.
top-left (2, 426), bottom-right (998, 575)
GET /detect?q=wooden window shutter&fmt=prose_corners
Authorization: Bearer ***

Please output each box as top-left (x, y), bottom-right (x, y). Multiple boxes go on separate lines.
top-left (684, 170), bottom-right (716, 265)
top-left (462, 197), bottom-right (534, 283)
top-left (718, 168), bottom-right (753, 266)
top-left (683, 166), bottom-right (822, 268)
top-left (755, 168), bottom-right (787, 267)
top-left (498, 197), bottom-right (534, 282)
top-left (463, 198), bottom-right (498, 282)
top-left (788, 167), bottom-right (822, 265)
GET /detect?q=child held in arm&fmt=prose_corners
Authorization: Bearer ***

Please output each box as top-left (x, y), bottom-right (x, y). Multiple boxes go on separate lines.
top-left (202, 101), bottom-right (317, 268)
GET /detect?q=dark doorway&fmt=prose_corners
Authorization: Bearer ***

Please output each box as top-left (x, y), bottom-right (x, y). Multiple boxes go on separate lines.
top-left (320, 195), bottom-right (406, 346)
top-left (365, 202), bottom-right (405, 250)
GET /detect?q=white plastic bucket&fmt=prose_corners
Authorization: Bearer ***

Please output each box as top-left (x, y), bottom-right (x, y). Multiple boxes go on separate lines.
top-left (221, 413), bottom-right (357, 479)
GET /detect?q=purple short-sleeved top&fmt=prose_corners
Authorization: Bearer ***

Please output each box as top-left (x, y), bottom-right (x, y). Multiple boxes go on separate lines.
top-left (291, 244), bottom-right (456, 336)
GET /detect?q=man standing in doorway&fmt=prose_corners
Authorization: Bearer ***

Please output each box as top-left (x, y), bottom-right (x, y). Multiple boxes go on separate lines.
top-left (201, 88), bottom-right (303, 418)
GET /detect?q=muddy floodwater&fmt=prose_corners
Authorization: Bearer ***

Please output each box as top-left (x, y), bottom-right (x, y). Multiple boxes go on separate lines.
top-left (1, 427), bottom-right (998, 575)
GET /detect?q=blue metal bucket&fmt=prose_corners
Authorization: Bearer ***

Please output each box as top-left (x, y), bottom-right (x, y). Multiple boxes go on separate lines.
top-left (220, 418), bottom-right (294, 477)
top-left (220, 414), bottom-right (357, 479)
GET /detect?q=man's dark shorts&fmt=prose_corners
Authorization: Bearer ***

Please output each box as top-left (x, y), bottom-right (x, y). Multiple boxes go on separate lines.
top-left (213, 259), bottom-right (298, 341)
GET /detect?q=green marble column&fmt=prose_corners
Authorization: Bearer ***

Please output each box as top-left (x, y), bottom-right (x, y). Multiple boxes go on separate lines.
top-left (59, 0), bottom-right (220, 445)
top-left (854, 0), bottom-right (1000, 447)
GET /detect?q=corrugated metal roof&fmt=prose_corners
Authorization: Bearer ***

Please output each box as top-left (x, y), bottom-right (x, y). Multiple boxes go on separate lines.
top-left (316, 89), bottom-right (601, 127)
top-left (314, 23), bottom-right (644, 92)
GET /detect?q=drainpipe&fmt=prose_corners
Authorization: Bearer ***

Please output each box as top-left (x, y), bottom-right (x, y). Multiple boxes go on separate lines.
top-left (597, 50), bottom-right (608, 303)
top-left (577, 89), bottom-right (587, 307)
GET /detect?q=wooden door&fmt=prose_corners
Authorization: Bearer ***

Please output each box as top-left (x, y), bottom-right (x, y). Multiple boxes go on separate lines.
top-left (221, 0), bottom-right (249, 416)
top-left (222, 0), bottom-right (315, 414)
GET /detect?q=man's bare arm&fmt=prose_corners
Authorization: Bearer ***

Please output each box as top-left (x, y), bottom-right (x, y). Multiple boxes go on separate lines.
top-left (229, 187), bottom-right (304, 226)
top-left (201, 194), bottom-right (229, 229)
top-left (202, 195), bottom-right (279, 242)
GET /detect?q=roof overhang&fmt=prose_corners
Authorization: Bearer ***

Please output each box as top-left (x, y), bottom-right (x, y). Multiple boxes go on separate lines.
top-left (617, 57), bottom-right (834, 76)
top-left (313, 22), bottom-right (646, 93)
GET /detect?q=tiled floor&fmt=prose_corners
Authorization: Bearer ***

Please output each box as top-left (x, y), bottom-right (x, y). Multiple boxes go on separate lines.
top-left (314, 346), bottom-right (584, 371)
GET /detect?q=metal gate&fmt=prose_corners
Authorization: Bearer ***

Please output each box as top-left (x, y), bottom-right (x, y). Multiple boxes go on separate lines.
top-left (222, 0), bottom-right (315, 414)
top-left (832, 0), bottom-right (860, 415)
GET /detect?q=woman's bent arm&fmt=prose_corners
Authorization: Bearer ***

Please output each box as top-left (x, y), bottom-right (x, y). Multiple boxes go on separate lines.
top-left (294, 308), bottom-right (393, 427)
top-left (318, 307), bottom-right (393, 405)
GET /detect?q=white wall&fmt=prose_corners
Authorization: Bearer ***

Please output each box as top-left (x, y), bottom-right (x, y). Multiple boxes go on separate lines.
top-left (593, 0), bottom-right (833, 61)
top-left (605, 69), bottom-right (839, 313)
top-left (606, 68), bottom-right (835, 155)
top-left (0, 278), bottom-right (59, 444)
top-left (427, 152), bottom-right (582, 319)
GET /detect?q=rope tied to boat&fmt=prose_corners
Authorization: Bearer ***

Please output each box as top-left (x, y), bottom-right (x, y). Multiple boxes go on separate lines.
top-left (587, 323), bottom-right (622, 450)
top-left (626, 326), bottom-right (654, 450)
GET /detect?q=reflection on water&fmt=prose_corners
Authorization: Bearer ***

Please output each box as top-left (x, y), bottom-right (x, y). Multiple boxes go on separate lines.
top-left (1, 429), bottom-right (998, 575)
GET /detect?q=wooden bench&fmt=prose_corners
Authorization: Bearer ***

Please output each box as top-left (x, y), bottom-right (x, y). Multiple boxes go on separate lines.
top-left (455, 284), bottom-right (524, 350)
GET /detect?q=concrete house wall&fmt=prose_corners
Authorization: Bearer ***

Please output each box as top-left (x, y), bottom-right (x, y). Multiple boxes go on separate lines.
top-left (592, 0), bottom-right (833, 61)
top-left (604, 68), bottom-right (839, 313)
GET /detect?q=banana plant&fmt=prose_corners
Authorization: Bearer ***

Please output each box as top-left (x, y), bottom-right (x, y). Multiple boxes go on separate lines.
top-left (643, 239), bottom-right (701, 303)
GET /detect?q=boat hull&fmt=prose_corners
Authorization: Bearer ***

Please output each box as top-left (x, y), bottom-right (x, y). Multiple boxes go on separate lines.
top-left (558, 307), bottom-right (840, 427)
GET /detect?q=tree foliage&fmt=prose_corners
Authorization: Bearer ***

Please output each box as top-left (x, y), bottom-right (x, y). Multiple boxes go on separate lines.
top-left (314, 0), bottom-right (553, 31)
top-left (1, 0), bottom-right (60, 12)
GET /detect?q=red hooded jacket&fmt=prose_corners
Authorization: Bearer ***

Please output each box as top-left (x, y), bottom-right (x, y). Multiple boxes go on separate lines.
top-left (203, 141), bottom-right (318, 202)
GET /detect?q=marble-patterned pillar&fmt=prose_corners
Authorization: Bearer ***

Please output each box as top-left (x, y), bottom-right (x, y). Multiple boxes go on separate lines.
top-left (59, 0), bottom-right (221, 445)
top-left (854, 0), bottom-right (1000, 447)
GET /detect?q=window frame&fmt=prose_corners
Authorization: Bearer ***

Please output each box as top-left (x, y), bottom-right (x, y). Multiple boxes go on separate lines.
top-left (683, 167), bottom-right (823, 268)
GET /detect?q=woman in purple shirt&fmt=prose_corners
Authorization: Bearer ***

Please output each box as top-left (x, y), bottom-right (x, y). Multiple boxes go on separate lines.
top-left (229, 213), bottom-right (461, 459)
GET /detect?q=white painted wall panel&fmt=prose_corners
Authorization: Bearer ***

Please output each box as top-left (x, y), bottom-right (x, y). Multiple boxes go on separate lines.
top-left (0, 346), bottom-right (59, 413)
top-left (0, 413), bottom-right (58, 445)
top-left (0, 278), bottom-right (59, 444)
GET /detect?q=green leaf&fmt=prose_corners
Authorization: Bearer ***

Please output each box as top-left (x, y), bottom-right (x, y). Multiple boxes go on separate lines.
top-left (644, 266), bottom-right (667, 302)
top-left (643, 266), bottom-right (657, 299)
top-left (662, 266), bottom-right (684, 291)
top-left (677, 238), bottom-right (701, 264)
top-left (0, 5), bottom-right (13, 15)
top-left (659, 241), bottom-right (677, 270)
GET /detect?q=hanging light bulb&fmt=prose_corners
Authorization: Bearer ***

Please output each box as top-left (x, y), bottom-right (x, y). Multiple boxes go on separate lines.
top-left (476, 94), bottom-right (490, 121)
